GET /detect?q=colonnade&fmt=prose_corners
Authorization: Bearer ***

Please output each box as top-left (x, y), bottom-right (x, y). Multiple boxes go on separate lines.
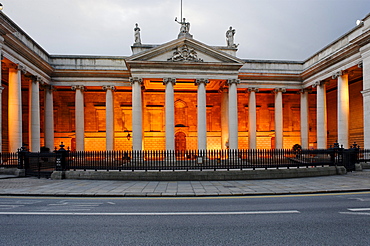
top-left (3, 64), bottom-right (55, 152)
top-left (130, 77), bottom-right (240, 151)
top-left (2, 63), bottom-right (369, 152)
top-left (314, 71), bottom-right (352, 149)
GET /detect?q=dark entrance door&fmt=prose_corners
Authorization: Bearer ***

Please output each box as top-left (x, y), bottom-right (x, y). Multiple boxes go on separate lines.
top-left (175, 132), bottom-right (186, 151)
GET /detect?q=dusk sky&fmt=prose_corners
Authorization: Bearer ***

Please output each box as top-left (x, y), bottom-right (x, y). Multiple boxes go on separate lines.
top-left (1, 0), bottom-right (369, 60)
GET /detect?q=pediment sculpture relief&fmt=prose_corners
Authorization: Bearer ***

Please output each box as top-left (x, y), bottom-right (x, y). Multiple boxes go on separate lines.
top-left (167, 45), bottom-right (203, 62)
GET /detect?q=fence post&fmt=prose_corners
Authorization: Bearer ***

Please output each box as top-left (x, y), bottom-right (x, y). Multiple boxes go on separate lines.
top-left (17, 146), bottom-right (28, 169)
top-left (55, 142), bottom-right (69, 171)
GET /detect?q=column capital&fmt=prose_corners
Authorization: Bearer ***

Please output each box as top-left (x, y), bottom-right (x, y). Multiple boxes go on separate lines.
top-left (313, 80), bottom-right (329, 88)
top-left (163, 77), bottom-right (176, 86)
top-left (9, 63), bottom-right (27, 74)
top-left (71, 85), bottom-right (85, 91)
top-left (29, 75), bottom-right (43, 84)
top-left (41, 84), bottom-right (55, 91)
top-left (129, 77), bottom-right (143, 85)
top-left (102, 85), bottom-right (116, 91)
top-left (195, 78), bottom-right (209, 86)
top-left (332, 70), bottom-right (348, 79)
top-left (18, 64), bottom-right (27, 74)
top-left (274, 88), bottom-right (286, 93)
top-left (299, 88), bottom-right (312, 94)
top-left (248, 87), bottom-right (259, 93)
top-left (227, 79), bottom-right (240, 85)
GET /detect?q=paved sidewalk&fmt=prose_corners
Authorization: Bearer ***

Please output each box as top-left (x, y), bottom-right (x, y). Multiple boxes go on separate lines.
top-left (0, 170), bottom-right (370, 197)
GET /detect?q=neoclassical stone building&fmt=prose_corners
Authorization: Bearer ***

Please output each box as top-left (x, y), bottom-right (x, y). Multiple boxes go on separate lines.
top-left (0, 12), bottom-right (369, 152)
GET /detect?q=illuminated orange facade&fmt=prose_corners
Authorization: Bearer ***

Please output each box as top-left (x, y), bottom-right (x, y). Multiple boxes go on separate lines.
top-left (0, 12), bottom-right (369, 152)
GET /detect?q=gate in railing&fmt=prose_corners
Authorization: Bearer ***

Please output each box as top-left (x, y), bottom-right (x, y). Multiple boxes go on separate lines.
top-left (18, 149), bottom-right (58, 178)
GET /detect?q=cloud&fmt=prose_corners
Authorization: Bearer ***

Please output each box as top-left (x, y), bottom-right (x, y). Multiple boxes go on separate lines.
top-left (1, 0), bottom-right (369, 60)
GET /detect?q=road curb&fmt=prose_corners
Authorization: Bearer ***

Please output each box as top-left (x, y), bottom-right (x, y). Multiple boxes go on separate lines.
top-left (1, 189), bottom-right (370, 198)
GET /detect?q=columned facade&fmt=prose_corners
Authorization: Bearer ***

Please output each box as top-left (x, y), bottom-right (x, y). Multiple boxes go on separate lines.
top-left (0, 11), bottom-right (368, 152)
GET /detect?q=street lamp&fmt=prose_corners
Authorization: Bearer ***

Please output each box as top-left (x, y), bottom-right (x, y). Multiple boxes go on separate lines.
top-left (0, 4), bottom-right (3, 11)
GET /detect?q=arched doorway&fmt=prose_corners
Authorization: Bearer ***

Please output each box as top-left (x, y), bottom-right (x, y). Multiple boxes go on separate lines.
top-left (175, 132), bottom-right (186, 151)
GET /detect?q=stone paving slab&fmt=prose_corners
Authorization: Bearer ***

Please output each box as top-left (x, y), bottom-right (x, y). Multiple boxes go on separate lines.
top-left (0, 170), bottom-right (370, 197)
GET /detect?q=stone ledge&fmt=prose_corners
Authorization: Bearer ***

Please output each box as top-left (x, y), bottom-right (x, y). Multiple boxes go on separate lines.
top-left (0, 168), bottom-right (25, 177)
top-left (51, 166), bottom-right (343, 181)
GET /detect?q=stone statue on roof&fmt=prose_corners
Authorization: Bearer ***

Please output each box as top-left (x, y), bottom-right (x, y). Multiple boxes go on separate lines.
top-left (134, 23), bottom-right (141, 45)
top-left (175, 17), bottom-right (193, 39)
top-left (226, 26), bottom-right (238, 48)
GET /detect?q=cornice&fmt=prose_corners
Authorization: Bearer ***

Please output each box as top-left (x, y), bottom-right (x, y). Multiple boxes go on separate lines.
top-left (238, 72), bottom-right (302, 82)
top-left (2, 34), bottom-right (53, 77)
top-left (51, 69), bottom-right (130, 78)
top-left (126, 60), bottom-right (243, 72)
top-left (300, 42), bottom-right (360, 81)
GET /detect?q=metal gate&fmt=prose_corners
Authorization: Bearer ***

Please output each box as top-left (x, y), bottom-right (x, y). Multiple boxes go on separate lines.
top-left (23, 152), bottom-right (57, 178)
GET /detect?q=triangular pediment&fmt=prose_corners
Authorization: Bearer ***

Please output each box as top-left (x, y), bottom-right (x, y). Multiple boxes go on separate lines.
top-left (126, 37), bottom-right (244, 64)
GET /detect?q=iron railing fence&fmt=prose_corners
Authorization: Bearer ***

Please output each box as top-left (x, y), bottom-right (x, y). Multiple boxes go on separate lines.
top-left (359, 149), bottom-right (370, 163)
top-left (0, 152), bottom-right (19, 168)
top-left (3, 147), bottom-right (367, 176)
top-left (65, 149), bottom-right (342, 172)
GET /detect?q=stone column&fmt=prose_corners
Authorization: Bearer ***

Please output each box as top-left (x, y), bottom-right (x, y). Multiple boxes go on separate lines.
top-left (360, 44), bottom-right (370, 149)
top-left (72, 85), bottom-right (85, 151)
top-left (274, 88), bottom-right (285, 149)
top-left (196, 78), bottom-right (208, 150)
top-left (315, 81), bottom-right (328, 149)
top-left (103, 85), bottom-right (115, 151)
top-left (130, 77), bottom-right (143, 151)
top-left (0, 87), bottom-right (4, 153)
top-left (228, 79), bottom-right (240, 150)
top-left (359, 45), bottom-right (370, 149)
top-left (44, 85), bottom-right (54, 151)
top-left (8, 64), bottom-right (24, 152)
top-left (0, 36), bottom-right (3, 153)
top-left (248, 88), bottom-right (258, 149)
top-left (300, 89), bottom-right (310, 149)
top-left (220, 88), bottom-right (229, 149)
top-left (333, 71), bottom-right (350, 148)
top-left (29, 76), bottom-right (41, 152)
top-left (164, 78), bottom-right (176, 151)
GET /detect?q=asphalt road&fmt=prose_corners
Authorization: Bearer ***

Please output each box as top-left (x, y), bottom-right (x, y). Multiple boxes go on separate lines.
top-left (1, 192), bottom-right (370, 245)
